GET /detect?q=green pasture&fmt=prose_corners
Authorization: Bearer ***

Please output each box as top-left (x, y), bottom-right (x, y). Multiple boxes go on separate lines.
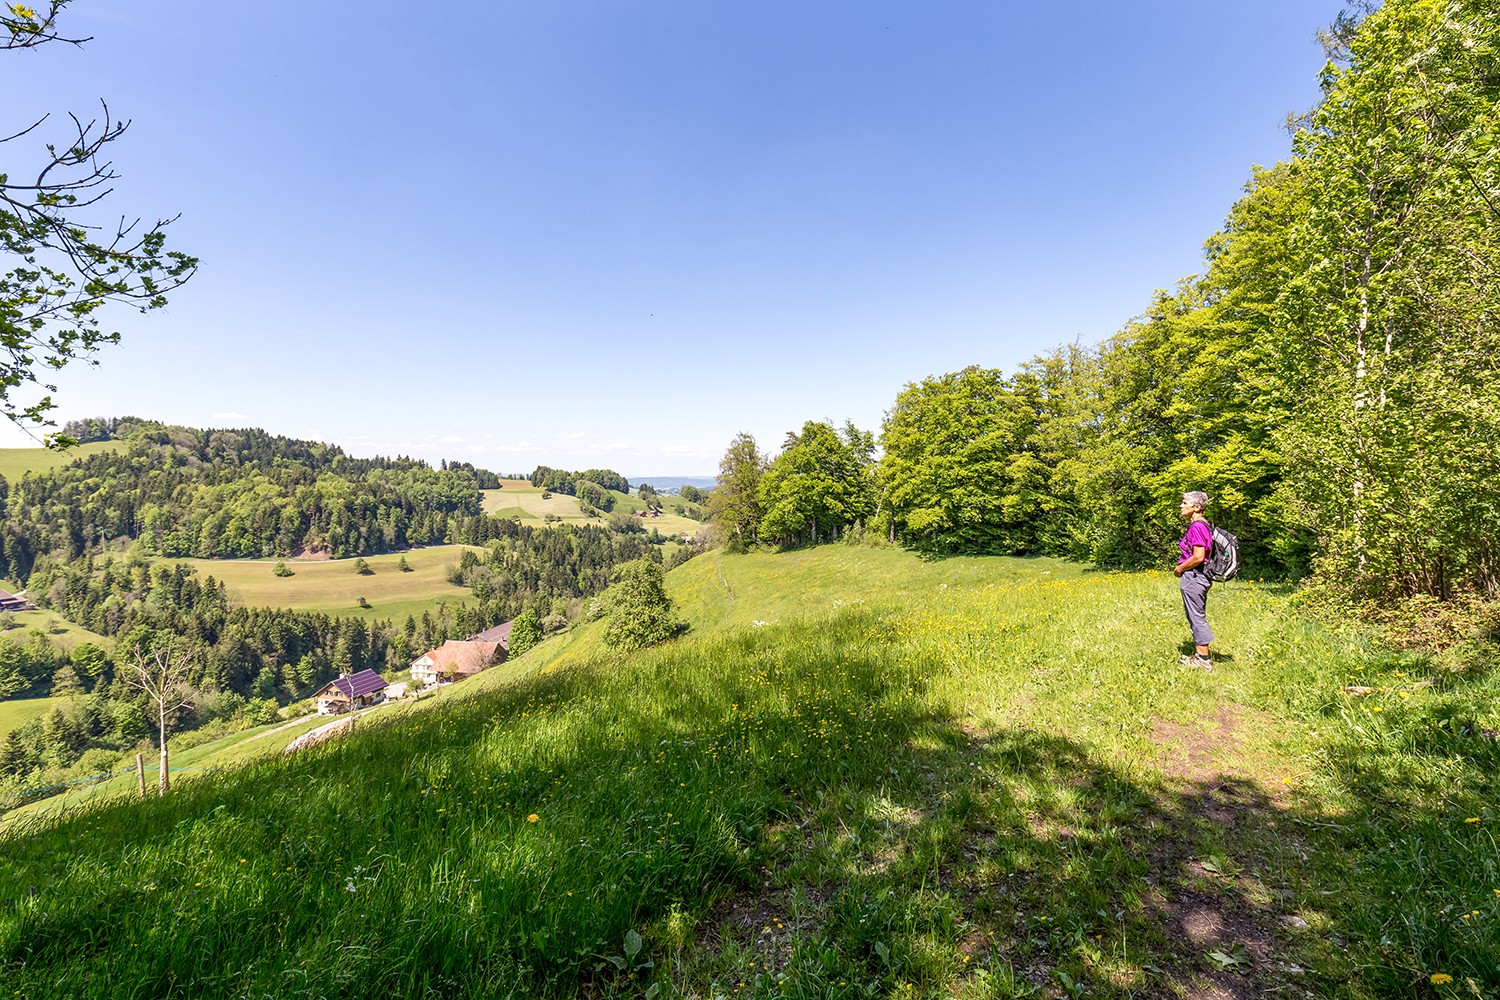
top-left (0, 441), bottom-right (123, 482)
top-left (0, 607), bottom-right (110, 652)
top-left (0, 548), bottom-right (1494, 998)
top-left (0, 696), bottom-right (65, 740)
top-left (171, 545), bottom-right (483, 618)
top-left (482, 483), bottom-right (594, 520)
top-left (481, 484), bottom-right (704, 538)
top-left (0, 713), bottom-right (331, 827)
top-left (2, 648), bottom-right (548, 825)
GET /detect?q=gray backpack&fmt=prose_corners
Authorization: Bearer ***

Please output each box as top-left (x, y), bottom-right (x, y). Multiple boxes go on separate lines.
top-left (1205, 524), bottom-right (1240, 582)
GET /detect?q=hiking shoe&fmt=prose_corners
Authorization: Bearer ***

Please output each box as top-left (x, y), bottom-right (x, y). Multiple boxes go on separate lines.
top-left (1178, 654), bottom-right (1213, 672)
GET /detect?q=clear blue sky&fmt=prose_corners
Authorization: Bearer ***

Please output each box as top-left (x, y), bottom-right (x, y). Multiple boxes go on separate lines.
top-left (4, 1), bottom-right (1346, 475)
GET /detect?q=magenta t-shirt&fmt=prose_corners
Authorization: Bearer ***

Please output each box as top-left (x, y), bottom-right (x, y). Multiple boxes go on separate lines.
top-left (1179, 520), bottom-right (1213, 562)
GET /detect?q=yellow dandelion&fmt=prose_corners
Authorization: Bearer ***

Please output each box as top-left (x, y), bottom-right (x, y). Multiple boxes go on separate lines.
top-left (1466, 817), bottom-right (1482, 823)
top-left (527, 813), bottom-right (539, 823)
top-left (1430, 973), bottom-right (1453, 984)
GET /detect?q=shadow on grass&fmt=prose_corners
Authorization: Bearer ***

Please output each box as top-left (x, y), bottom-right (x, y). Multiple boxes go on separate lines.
top-left (694, 715), bottom-right (1329, 999)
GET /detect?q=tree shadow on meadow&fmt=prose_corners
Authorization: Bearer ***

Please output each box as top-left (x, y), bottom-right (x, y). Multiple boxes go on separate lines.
top-left (692, 712), bottom-right (1339, 999)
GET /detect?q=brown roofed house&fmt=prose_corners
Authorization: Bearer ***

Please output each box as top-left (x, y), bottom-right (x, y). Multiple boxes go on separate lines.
top-left (469, 621), bottom-right (513, 648)
top-left (0, 588), bottom-right (33, 613)
top-left (409, 639), bottom-right (505, 688)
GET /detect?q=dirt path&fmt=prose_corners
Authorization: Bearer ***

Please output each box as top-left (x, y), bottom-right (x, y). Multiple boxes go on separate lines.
top-left (235, 711), bottom-right (320, 747)
top-left (1144, 703), bottom-right (1316, 998)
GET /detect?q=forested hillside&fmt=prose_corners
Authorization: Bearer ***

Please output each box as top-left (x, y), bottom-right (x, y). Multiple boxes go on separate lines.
top-left (709, 0), bottom-right (1500, 610)
top-left (0, 419), bottom-right (496, 577)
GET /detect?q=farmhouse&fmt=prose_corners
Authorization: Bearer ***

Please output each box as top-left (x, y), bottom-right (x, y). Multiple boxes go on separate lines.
top-left (469, 621), bottom-right (513, 647)
top-left (312, 670), bottom-right (388, 715)
top-left (0, 588), bottom-right (33, 613)
top-left (409, 638), bottom-right (505, 687)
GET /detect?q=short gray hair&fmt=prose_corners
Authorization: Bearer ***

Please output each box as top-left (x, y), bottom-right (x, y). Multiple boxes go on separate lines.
top-left (1182, 491), bottom-right (1210, 510)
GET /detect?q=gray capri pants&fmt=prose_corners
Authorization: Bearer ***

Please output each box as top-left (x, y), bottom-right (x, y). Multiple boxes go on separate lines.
top-left (1179, 569), bottom-right (1214, 646)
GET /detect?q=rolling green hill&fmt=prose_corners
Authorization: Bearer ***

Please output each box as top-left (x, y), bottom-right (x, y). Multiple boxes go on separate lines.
top-left (481, 483), bottom-right (703, 537)
top-left (0, 548), bottom-right (1493, 998)
top-left (0, 606), bottom-right (110, 653)
top-left (170, 545), bottom-right (484, 620)
top-left (0, 696), bottom-right (67, 741)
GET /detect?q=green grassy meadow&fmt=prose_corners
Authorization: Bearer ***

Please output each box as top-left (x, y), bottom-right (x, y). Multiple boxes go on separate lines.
top-left (0, 548), bottom-right (1495, 998)
top-left (0, 441), bottom-right (122, 482)
top-left (0, 655), bottom-right (548, 827)
top-left (172, 545), bottom-right (483, 619)
top-left (482, 483), bottom-right (704, 537)
top-left (0, 612), bottom-right (110, 741)
top-left (0, 696), bottom-right (65, 740)
top-left (0, 606), bottom-right (110, 652)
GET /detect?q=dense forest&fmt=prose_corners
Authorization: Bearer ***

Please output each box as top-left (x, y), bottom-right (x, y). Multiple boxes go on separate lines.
top-left (709, 0), bottom-right (1500, 606)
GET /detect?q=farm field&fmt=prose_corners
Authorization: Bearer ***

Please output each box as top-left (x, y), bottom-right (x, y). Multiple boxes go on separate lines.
top-left (2, 547), bottom-right (1493, 998)
top-left (0, 696), bottom-right (65, 740)
top-left (0, 607), bottom-right (110, 652)
top-left (481, 483), bottom-right (704, 537)
top-left (0, 441), bottom-right (122, 482)
top-left (171, 545), bottom-right (483, 619)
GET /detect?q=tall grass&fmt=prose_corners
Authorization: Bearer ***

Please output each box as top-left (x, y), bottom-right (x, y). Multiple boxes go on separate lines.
top-left (0, 551), bottom-right (1494, 997)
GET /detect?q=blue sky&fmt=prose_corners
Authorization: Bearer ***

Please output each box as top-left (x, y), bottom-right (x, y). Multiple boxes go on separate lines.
top-left (4, 1), bottom-right (1345, 474)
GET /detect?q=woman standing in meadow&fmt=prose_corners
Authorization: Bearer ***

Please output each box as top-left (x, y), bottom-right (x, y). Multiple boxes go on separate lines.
top-left (1174, 491), bottom-right (1214, 670)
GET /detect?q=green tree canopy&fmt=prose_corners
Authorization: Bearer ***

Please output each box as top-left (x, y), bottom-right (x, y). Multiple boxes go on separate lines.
top-left (508, 609), bottom-right (542, 656)
top-left (602, 557), bottom-right (677, 652)
top-left (757, 421), bottom-right (875, 547)
top-left (706, 432), bottom-right (765, 549)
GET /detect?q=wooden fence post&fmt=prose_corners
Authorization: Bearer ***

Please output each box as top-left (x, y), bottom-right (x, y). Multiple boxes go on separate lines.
top-left (136, 753), bottom-right (146, 798)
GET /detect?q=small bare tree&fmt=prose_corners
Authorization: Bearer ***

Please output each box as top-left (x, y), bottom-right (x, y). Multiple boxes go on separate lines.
top-left (127, 644), bottom-right (194, 795)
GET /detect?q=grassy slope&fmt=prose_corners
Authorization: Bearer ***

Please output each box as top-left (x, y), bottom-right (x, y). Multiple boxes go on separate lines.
top-left (0, 549), bottom-right (1494, 998)
top-left (482, 484), bottom-right (703, 537)
top-left (0, 696), bottom-right (65, 739)
top-left (0, 609), bottom-right (110, 653)
top-left (172, 545), bottom-right (482, 620)
top-left (0, 655), bottom-right (547, 826)
top-left (0, 614), bottom-right (111, 740)
top-left (0, 441), bottom-right (122, 482)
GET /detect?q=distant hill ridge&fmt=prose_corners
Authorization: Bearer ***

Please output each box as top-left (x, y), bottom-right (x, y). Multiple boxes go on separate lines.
top-left (0, 418), bottom-right (632, 579)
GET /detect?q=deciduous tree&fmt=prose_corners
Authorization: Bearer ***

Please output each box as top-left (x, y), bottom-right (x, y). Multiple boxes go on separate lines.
top-left (2, 1), bottom-right (197, 438)
top-left (707, 432), bottom-right (765, 549)
top-left (602, 558), bottom-right (677, 652)
top-left (125, 640), bottom-right (194, 795)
